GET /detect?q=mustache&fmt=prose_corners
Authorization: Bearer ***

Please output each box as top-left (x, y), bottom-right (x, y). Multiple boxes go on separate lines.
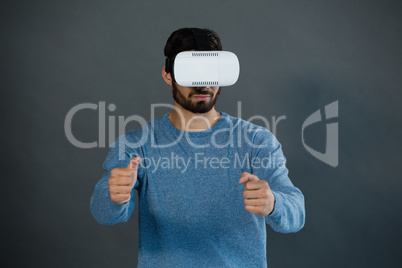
top-left (189, 88), bottom-right (213, 97)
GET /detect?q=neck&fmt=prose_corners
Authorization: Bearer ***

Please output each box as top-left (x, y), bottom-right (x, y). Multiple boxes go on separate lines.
top-left (168, 104), bottom-right (221, 132)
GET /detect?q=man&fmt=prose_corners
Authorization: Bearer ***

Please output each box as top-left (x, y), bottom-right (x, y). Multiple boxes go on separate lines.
top-left (90, 27), bottom-right (305, 267)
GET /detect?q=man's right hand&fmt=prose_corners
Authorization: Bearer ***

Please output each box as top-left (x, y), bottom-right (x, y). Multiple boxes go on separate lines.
top-left (108, 157), bottom-right (142, 205)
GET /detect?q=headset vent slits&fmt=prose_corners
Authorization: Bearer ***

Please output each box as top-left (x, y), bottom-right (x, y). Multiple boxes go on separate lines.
top-left (192, 81), bottom-right (219, 86)
top-left (191, 52), bottom-right (219, 57)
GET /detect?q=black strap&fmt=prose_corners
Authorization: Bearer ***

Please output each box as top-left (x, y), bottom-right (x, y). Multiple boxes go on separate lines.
top-left (165, 57), bottom-right (175, 81)
top-left (192, 28), bottom-right (212, 51)
top-left (165, 58), bottom-right (173, 73)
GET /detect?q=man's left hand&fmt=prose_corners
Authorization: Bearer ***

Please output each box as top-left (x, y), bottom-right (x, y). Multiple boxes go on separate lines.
top-left (239, 172), bottom-right (275, 216)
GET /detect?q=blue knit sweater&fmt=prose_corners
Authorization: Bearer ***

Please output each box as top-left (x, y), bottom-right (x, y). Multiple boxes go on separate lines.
top-left (90, 112), bottom-right (305, 267)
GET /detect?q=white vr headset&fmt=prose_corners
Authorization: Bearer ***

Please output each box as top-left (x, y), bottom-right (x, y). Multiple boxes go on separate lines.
top-left (172, 51), bottom-right (239, 87)
top-left (165, 29), bottom-right (240, 87)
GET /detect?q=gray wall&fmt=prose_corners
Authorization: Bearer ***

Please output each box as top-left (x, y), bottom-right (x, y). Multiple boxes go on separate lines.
top-left (1, 0), bottom-right (401, 267)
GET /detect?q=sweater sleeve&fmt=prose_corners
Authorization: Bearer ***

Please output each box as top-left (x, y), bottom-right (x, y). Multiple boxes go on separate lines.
top-left (250, 128), bottom-right (305, 233)
top-left (90, 132), bottom-right (143, 225)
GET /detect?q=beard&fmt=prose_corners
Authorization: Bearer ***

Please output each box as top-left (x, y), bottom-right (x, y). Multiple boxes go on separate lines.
top-left (172, 82), bottom-right (221, 114)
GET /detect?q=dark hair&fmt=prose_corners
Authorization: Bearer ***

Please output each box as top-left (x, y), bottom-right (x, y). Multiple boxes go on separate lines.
top-left (164, 27), bottom-right (222, 59)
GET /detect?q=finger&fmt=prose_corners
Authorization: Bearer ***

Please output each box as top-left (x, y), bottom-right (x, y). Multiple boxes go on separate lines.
top-left (238, 172), bottom-right (259, 184)
top-left (243, 189), bottom-right (268, 199)
top-left (245, 205), bottom-right (266, 216)
top-left (108, 176), bottom-right (132, 186)
top-left (244, 198), bottom-right (266, 206)
top-left (111, 193), bottom-right (131, 204)
top-left (245, 180), bottom-right (269, 190)
top-left (109, 185), bottom-right (132, 194)
top-left (111, 168), bottom-right (134, 177)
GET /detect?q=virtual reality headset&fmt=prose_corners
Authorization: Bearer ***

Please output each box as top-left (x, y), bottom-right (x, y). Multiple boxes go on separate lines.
top-left (165, 29), bottom-right (240, 87)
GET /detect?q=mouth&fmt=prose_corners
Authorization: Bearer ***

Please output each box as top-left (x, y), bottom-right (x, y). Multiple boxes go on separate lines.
top-left (192, 95), bottom-right (211, 101)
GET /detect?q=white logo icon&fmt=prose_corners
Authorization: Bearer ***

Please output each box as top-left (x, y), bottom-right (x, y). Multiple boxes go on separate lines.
top-left (302, 101), bottom-right (339, 167)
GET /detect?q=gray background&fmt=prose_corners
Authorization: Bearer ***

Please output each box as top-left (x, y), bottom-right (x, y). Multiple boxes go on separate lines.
top-left (1, 0), bottom-right (401, 267)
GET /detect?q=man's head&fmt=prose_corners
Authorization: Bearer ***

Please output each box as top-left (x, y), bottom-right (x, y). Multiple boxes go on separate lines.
top-left (162, 28), bottom-right (222, 114)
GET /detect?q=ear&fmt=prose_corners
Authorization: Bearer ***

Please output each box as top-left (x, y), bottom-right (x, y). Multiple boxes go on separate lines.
top-left (162, 66), bottom-right (173, 86)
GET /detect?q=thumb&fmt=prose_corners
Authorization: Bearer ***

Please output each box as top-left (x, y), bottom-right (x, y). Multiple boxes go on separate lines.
top-left (127, 157), bottom-right (142, 170)
top-left (238, 172), bottom-right (259, 184)
top-left (128, 157), bottom-right (142, 186)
